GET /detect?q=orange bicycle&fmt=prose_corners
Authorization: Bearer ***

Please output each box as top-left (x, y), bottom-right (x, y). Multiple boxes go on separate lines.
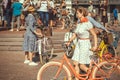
top-left (37, 52), bottom-right (120, 80)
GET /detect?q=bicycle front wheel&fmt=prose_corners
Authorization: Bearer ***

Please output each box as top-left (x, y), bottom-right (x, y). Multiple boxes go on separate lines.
top-left (92, 61), bottom-right (120, 80)
top-left (37, 61), bottom-right (72, 80)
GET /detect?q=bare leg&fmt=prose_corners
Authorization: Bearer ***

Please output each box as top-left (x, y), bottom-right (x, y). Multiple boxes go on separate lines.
top-left (50, 20), bottom-right (53, 27)
top-left (80, 64), bottom-right (89, 73)
top-left (61, 19), bottom-right (65, 29)
top-left (73, 61), bottom-right (79, 80)
top-left (105, 23), bottom-right (108, 28)
top-left (25, 51), bottom-right (29, 60)
top-left (29, 52), bottom-right (33, 62)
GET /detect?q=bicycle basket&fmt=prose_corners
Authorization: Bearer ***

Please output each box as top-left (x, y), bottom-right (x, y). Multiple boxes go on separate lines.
top-left (103, 31), bottom-right (114, 44)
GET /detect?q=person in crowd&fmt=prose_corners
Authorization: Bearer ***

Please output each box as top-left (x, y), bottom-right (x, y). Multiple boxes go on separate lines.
top-left (99, 0), bottom-right (103, 19)
top-left (100, 0), bottom-right (108, 28)
top-left (19, 0), bottom-right (24, 4)
top-left (37, 0), bottom-right (49, 28)
top-left (10, 0), bottom-right (22, 31)
top-left (1, 0), bottom-right (6, 27)
top-left (2, 0), bottom-right (12, 29)
top-left (87, 12), bottom-right (108, 32)
top-left (59, 0), bottom-right (67, 29)
top-left (113, 7), bottom-right (119, 26)
top-left (60, 0), bottom-right (66, 9)
top-left (49, 0), bottom-right (54, 27)
top-left (67, 7), bottom-right (97, 80)
top-left (23, 6), bottom-right (43, 66)
top-left (88, 0), bottom-right (93, 13)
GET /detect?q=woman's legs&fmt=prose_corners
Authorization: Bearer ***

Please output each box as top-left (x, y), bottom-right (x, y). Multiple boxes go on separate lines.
top-left (61, 19), bottom-right (65, 29)
top-left (29, 52), bottom-right (33, 62)
top-left (80, 64), bottom-right (89, 73)
top-left (10, 16), bottom-right (15, 31)
top-left (50, 20), bottom-right (53, 27)
top-left (73, 61), bottom-right (79, 80)
top-left (25, 51), bottom-right (29, 60)
top-left (28, 52), bottom-right (38, 66)
top-left (24, 51), bottom-right (30, 64)
top-left (16, 16), bottom-right (20, 31)
top-left (73, 61), bottom-right (89, 80)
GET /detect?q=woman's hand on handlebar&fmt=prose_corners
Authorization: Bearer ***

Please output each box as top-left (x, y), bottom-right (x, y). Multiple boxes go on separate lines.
top-left (37, 33), bottom-right (43, 37)
top-left (90, 46), bottom-right (98, 52)
top-left (65, 41), bottom-right (71, 46)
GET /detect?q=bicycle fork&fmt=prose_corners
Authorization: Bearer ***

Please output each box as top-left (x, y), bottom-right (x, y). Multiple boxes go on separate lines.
top-left (54, 60), bottom-right (64, 79)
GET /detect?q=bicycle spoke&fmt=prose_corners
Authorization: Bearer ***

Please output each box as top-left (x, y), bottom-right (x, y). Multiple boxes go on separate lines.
top-left (39, 65), bottom-right (69, 80)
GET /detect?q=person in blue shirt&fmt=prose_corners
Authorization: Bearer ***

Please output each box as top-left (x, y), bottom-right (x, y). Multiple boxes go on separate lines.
top-left (113, 7), bottom-right (118, 26)
top-left (10, 0), bottom-right (22, 31)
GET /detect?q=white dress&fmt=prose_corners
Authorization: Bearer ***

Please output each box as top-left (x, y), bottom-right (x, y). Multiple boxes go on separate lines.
top-left (72, 21), bottom-right (93, 64)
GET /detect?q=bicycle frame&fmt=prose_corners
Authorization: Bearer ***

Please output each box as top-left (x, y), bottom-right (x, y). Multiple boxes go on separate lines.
top-left (53, 53), bottom-right (120, 80)
top-left (53, 53), bottom-right (100, 80)
top-left (37, 36), bottom-right (54, 64)
top-left (93, 57), bottom-right (120, 80)
top-left (97, 31), bottom-right (116, 59)
top-left (98, 40), bottom-right (108, 57)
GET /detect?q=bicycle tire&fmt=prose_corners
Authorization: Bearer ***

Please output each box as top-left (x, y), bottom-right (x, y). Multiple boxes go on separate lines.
top-left (101, 45), bottom-right (116, 58)
top-left (92, 61), bottom-right (120, 80)
top-left (37, 61), bottom-right (72, 80)
top-left (43, 37), bottom-right (54, 60)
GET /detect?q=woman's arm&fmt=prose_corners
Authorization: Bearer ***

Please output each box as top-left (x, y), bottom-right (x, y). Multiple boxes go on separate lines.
top-left (29, 15), bottom-right (43, 36)
top-left (89, 28), bottom-right (98, 50)
top-left (37, 1), bottom-right (41, 8)
top-left (68, 33), bottom-right (77, 43)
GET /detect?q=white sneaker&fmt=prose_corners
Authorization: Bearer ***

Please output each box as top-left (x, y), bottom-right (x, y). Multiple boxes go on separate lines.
top-left (29, 62), bottom-right (38, 66)
top-left (17, 29), bottom-right (19, 31)
top-left (24, 60), bottom-right (30, 64)
top-left (9, 29), bottom-right (13, 31)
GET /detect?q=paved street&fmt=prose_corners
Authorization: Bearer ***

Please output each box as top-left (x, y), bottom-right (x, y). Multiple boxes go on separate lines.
top-left (0, 51), bottom-right (64, 80)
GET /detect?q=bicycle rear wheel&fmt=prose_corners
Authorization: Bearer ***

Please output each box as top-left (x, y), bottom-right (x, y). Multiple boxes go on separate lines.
top-left (92, 61), bottom-right (120, 80)
top-left (37, 61), bottom-right (72, 80)
top-left (102, 45), bottom-right (116, 59)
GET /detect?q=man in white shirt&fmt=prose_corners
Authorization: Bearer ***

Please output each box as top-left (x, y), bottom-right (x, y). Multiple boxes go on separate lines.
top-left (37, 0), bottom-right (49, 28)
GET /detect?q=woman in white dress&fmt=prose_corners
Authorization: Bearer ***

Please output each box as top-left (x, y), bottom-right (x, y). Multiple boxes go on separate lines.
top-left (67, 7), bottom-right (97, 80)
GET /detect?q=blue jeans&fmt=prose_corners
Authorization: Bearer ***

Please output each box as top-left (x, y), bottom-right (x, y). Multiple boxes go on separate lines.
top-left (39, 11), bottom-right (49, 27)
top-left (5, 9), bottom-right (12, 28)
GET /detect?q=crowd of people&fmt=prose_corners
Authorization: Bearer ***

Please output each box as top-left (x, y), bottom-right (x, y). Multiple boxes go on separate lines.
top-left (0, 0), bottom-right (119, 31)
top-left (0, 0), bottom-right (74, 31)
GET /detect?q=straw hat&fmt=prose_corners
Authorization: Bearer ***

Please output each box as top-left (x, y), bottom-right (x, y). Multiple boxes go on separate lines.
top-left (27, 6), bottom-right (35, 12)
